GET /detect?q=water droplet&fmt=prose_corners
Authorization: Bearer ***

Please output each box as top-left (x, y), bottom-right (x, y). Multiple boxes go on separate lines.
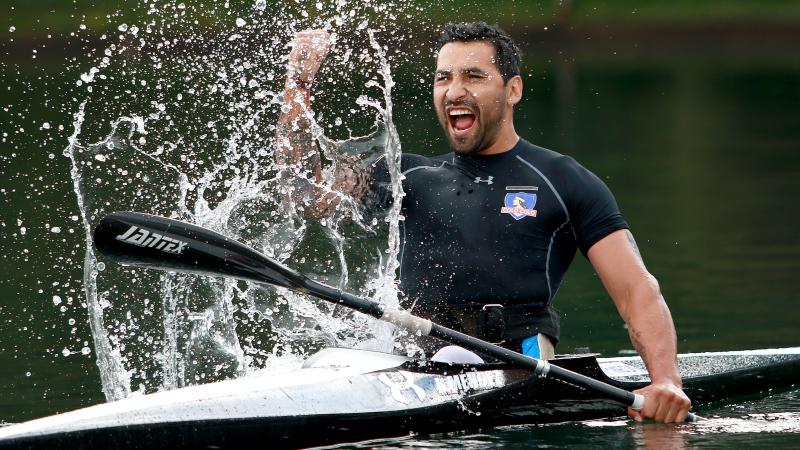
top-left (25, 372), bottom-right (31, 377)
top-left (62, 348), bottom-right (71, 357)
top-left (118, 24), bottom-right (128, 32)
top-left (81, 347), bottom-right (92, 355)
top-left (80, 67), bottom-right (100, 83)
top-left (254, 0), bottom-right (266, 11)
top-left (50, 226), bottom-right (61, 233)
top-left (236, 18), bottom-right (246, 27)
top-left (9, 26), bottom-right (16, 33)
top-left (19, 226), bottom-right (26, 235)
top-left (42, 122), bottom-right (51, 129)
top-left (53, 295), bottom-right (62, 305)
top-left (97, 262), bottom-right (106, 271)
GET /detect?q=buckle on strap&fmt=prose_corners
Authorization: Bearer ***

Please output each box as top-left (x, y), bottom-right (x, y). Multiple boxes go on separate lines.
top-left (479, 304), bottom-right (505, 344)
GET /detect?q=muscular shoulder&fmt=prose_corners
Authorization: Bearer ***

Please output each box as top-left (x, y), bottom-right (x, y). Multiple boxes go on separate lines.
top-left (517, 140), bottom-right (628, 253)
top-left (515, 140), bottom-right (590, 183)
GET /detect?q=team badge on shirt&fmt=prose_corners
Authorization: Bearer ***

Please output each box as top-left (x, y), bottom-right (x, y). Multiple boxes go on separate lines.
top-left (501, 192), bottom-right (538, 220)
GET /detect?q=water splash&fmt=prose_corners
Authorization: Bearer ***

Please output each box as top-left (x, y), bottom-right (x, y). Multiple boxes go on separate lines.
top-left (350, 29), bottom-right (406, 353)
top-left (64, 102), bottom-right (131, 401)
top-left (64, 1), bottom-right (422, 399)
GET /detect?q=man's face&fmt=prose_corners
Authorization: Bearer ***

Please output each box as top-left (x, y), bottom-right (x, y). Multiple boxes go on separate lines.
top-left (433, 41), bottom-right (509, 155)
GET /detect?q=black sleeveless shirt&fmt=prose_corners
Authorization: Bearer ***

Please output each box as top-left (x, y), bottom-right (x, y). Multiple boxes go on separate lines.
top-left (370, 139), bottom-right (628, 343)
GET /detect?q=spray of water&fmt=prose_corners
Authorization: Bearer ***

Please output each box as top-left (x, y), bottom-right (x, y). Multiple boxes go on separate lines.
top-left (62, 1), bottom-right (426, 399)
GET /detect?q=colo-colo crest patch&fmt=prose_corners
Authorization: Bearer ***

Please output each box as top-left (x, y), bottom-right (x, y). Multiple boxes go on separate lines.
top-left (501, 192), bottom-right (538, 220)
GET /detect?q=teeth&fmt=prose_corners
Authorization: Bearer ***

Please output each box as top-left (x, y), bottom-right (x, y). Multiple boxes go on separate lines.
top-left (449, 109), bottom-right (472, 116)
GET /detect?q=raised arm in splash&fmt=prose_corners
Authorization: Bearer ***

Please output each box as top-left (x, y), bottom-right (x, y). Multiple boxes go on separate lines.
top-left (276, 30), bottom-right (369, 218)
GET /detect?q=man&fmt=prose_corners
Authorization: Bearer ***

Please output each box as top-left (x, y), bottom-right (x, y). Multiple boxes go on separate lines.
top-left (276, 22), bottom-right (691, 423)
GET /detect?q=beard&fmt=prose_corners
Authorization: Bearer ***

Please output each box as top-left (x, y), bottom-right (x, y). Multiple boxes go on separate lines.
top-left (437, 92), bottom-right (507, 155)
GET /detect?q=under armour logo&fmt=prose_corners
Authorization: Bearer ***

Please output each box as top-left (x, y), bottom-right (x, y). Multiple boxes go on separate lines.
top-left (474, 176), bottom-right (494, 185)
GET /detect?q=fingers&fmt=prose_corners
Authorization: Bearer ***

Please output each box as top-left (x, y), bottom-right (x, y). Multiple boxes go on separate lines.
top-left (659, 387), bottom-right (690, 423)
top-left (632, 383), bottom-right (692, 423)
top-left (652, 395), bottom-right (672, 422)
top-left (627, 407), bottom-right (643, 423)
top-left (678, 392), bottom-right (691, 421)
top-left (291, 30), bottom-right (333, 55)
top-left (287, 30), bottom-right (334, 81)
top-left (662, 399), bottom-right (683, 423)
top-left (294, 29), bottom-right (332, 42)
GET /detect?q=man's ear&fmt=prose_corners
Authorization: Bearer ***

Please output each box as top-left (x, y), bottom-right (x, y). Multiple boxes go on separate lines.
top-left (506, 75), bottom-right (523, 106)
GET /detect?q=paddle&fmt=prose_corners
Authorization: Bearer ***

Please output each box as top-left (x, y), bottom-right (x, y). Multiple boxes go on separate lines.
top-left (93, 211), bottom-right (698, 422)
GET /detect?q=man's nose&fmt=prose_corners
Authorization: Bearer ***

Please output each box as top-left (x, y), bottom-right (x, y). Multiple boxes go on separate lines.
top-left (445, 78), bottom-right (468, 101)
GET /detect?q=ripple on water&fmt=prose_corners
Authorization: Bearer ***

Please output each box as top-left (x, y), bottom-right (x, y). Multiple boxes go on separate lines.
top-left (692, 413), bottom-right (800, 435)
top-left (310, 390), bottom-right (800, 449)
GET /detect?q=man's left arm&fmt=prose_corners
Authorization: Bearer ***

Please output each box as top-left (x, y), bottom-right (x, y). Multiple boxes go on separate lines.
top-left (587, 229), bottom-right (691, 423)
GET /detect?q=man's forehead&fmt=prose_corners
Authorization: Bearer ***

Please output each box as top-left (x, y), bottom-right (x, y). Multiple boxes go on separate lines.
top-left (436, 41), bottom-right (497, 70)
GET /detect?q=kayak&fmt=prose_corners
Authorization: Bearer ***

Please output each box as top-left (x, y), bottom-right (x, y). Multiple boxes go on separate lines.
top-left (1, 346), bottom-right (798, 449)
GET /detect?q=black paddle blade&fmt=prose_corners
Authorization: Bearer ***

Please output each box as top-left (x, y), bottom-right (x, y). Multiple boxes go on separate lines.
top-left (93, 211), bottom-right (308, 290)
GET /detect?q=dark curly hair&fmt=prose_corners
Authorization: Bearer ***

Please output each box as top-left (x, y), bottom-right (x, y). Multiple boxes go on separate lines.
top-left (437, 22), bottom-right (522, 83)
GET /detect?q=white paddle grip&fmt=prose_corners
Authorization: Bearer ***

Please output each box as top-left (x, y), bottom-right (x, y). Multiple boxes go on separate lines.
top-left (631, 393), bottom-right (645, 411)
top-left (381, 308), bottom-right (433, 336)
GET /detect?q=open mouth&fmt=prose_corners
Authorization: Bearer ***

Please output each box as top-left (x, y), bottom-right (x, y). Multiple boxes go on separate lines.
top-left (447, 107), bottom-right (476, 136)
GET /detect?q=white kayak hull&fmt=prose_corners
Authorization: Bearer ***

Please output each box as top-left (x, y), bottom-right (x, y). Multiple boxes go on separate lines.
top-left (1, 347), bottom-right (798, 449)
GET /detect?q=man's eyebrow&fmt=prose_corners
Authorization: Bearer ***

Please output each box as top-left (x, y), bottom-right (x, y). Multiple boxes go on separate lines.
top-left (434, 67), bottom-right (490, 78)
top-left (461, 67), bottom-right (489, 76)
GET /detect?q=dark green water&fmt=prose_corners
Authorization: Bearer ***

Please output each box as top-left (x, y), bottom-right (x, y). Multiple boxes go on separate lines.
top-left (1, 18), bottom-right (799, 449)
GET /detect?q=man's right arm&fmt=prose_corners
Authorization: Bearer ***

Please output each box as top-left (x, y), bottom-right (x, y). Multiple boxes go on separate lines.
top-left (275, 30), bottom-right (370, 219)
top-left (275, 30), bottom-right (329, 218)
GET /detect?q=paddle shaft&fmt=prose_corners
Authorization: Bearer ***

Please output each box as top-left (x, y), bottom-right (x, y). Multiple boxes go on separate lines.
top-left (94, 211), bottom-right (696, 421)
top-left (306, 278), bottom-right (699, 421)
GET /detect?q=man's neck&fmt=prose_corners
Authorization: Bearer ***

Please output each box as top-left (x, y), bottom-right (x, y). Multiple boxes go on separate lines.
top-left (476, 129), bottom-right (520, 156)
top-left (472, 109), bottom-right (519, 155)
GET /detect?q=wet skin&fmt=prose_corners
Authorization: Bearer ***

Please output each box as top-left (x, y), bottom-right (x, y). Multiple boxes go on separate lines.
top-left (433, 41), bottom-right (522, 155)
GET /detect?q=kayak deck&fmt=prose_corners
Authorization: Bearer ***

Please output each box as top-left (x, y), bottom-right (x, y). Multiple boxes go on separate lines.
top-left (601, 347), bottom-right (800, 403)
top-left (1, 347), bottom-right (798, 449)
